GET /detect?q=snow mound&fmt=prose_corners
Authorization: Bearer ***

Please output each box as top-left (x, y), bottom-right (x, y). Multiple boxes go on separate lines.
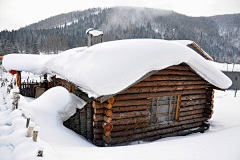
top-left (29, 86), bottom-right (86, 122)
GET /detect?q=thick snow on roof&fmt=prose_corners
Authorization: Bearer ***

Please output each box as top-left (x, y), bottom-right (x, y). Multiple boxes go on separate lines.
top-left (174, 40), bottom-right (213, 61)
top-left (208, 61), bottom-right (240, 72)
top-left (3, 54), bottom-right (54, 75)
top-left (3, 39), bottom-right (231, 98)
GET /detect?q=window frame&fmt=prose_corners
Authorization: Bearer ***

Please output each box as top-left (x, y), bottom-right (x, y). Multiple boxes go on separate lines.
top-left (148, 95), bottom-right (181, 124)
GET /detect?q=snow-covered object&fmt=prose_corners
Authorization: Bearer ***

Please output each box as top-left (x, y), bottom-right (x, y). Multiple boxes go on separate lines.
top-left (11, 88), bottom-right (19, 93)
top-left (88, 30), bottom-right (103, 36)
top-left (86, 28), bottom-right (94, 34)
top-left (3, 54), bottom-right (54, 74)
top-left (30, 86), bottom-right (86, 122)
top-left (3, 39), bottom-right (232, 98)
top-left (34, 126), bottom-right (40, 131)
top-left (29, 122), bottom-right (35, 127)
top-left (208, 61), bottom-right (240, 72)
top-left (26, 113), bottom-right (31, 119)
top-left (86, 28), bottom-right (103, 36)
top-left (174, 40), bottom-right (213, 61)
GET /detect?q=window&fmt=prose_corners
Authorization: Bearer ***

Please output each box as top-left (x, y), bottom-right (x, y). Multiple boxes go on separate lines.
top-left (148, 95), bottom-right (180, 124)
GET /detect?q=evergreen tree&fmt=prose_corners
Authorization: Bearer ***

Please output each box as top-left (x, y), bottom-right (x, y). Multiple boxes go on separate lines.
top-left (32, 40), bottom-right (39, 54)
top-left (0, 46), bottom-right (3, 56)
top-left (25, 37), bottom-right (31, 54)
top-left (13, 45), bottom-right (19, 53)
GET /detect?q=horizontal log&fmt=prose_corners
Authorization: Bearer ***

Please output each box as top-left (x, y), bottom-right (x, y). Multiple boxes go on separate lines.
top-left (93, 121), bottom-right (103, 127)
top-left (105, 131), bottom-right (111, 136)
top-left (94, 108), bottom-right (105, 114)
top-left (110, 117), bottom-right (206, 138)
top-left (112, 123), bottom-right (149, 132)
top-left (94, 123), bottom-right (150, 134)
top-left (144, 126), bottom-right (206, 142)
top-left (93, 140), bottom-right (104, 146)
top-left (204, 109), bottom-right (213, 114)
top-left (204, 113), bottom-right (212, 119)
top-left (206, 104), bottom-right (214, 110)
top-left (179, 109), bottom-right (205, 117)
top-left (115, 89), bottom-right (208, 101)
top-left (179, 113), bottom-right (203, 121)
top-left (111, 116), bottom-right (149, 126)
top-left (109, 122), bottom-right (202, 144)
top-left (103, 135), bottom-right (111, 143)
top-left (93, 128), bottom-right (104, 134)
top-left (181, 99), bottom-right (207, 106)
top-left (103, 123), bottom-right (113, 132)
top-left (206, 94), bottom-right (214, 99)
top-left (111, 110), bottom-right (149, 120)
top-left (143, 75), bottom-right (202, 81)
top-left (105, 110), bottom-right (113, 117)
top-left (132, 80), bottom-right (208, 88)
top-left (180, 104), bottom-right (206, 112)
top-left (104, 116), bottom-right (112, 123)
top-left (92, 101), bottom-right (112, 109)
top-left (94, 134), bottom-right (102, 140)
top-left (112, 99), bottom-right (150, 107)
top-left (181, 94), bottom-right (207, 101)
top-left (166, 65), bottom-right (190, 71)
top-left (154, 70), bottom-right (196, 76)
top-left (108, 97), bottom-right (115, 104)
top-left (111, 105), bottom-right (150, 112)
top-left (93, 114), bottom-right (104, 122)
top-left (121, 85), bottom-right (211, 94)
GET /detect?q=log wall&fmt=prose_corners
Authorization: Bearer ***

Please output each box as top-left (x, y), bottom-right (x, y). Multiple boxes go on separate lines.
top-left (93, 63), bottom-right (214, 146)
top-left (63, 104), bottom-right (93, 141)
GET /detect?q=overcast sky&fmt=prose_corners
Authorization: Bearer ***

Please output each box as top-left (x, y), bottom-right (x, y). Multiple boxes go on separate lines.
top-left (0, 0), bottom-right (240, 31)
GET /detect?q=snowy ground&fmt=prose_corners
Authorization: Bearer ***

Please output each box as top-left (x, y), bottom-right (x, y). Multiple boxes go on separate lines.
top-left (0, 85), bottom-right (240, 160)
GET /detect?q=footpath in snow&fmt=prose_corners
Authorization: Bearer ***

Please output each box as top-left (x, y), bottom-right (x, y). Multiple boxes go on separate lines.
top-left (0, 84), bottom-right (240, 160)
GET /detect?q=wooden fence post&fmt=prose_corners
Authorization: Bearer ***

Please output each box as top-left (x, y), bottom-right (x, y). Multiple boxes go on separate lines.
top-left (26, 122), bottom-right (35, 137)
top-left (12, 91), bottom-right (20, 110)
top-left (37, 146), bottom-right (44, 157)
top-left (33, 126), bottom-right (40, 142)
top-left (26, 114), bottom-right (31, 128)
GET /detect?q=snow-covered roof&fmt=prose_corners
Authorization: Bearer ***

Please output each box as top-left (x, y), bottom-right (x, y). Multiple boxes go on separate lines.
top-left (174, 40), bottom-right (213, 61)
top-left (208, 61), bottom-right (240, 72)
top-left (3, 39), bottom-right (232, 98)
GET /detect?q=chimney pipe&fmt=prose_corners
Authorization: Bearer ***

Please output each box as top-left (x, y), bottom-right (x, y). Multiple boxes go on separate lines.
top-left (86, 28), bottom-right (103, 47)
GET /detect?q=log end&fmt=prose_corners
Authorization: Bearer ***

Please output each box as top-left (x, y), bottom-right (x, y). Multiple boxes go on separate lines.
top-left (108, 97), bottom-right (115, 104)
top-left (103, 123), bottom-right (113, 132)
top-left (103, 135), bottom-right (111, 143)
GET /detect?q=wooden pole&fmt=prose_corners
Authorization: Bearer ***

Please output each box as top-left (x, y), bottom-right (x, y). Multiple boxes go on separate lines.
top-left (26, 114), bottom-right (31, 128)
top-left (33, 126), bottom-right (40, 142)
top-left (37, 147), bottom-right (44, 157)
top-left (26, 122), bottom-right (35, 137)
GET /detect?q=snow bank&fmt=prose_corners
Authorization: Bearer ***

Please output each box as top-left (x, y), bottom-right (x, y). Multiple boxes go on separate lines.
top-left (29, 86), bottom-right (86, 122)
top-left (3, 39), bottom-right (232, 98)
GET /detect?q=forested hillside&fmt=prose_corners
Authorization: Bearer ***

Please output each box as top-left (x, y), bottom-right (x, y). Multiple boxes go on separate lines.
top-left (0, 7), bottom-right (239, 62)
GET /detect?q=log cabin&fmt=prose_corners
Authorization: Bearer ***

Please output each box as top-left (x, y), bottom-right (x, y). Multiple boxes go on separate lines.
top-left (2, 39), bottom-right (232, 147)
